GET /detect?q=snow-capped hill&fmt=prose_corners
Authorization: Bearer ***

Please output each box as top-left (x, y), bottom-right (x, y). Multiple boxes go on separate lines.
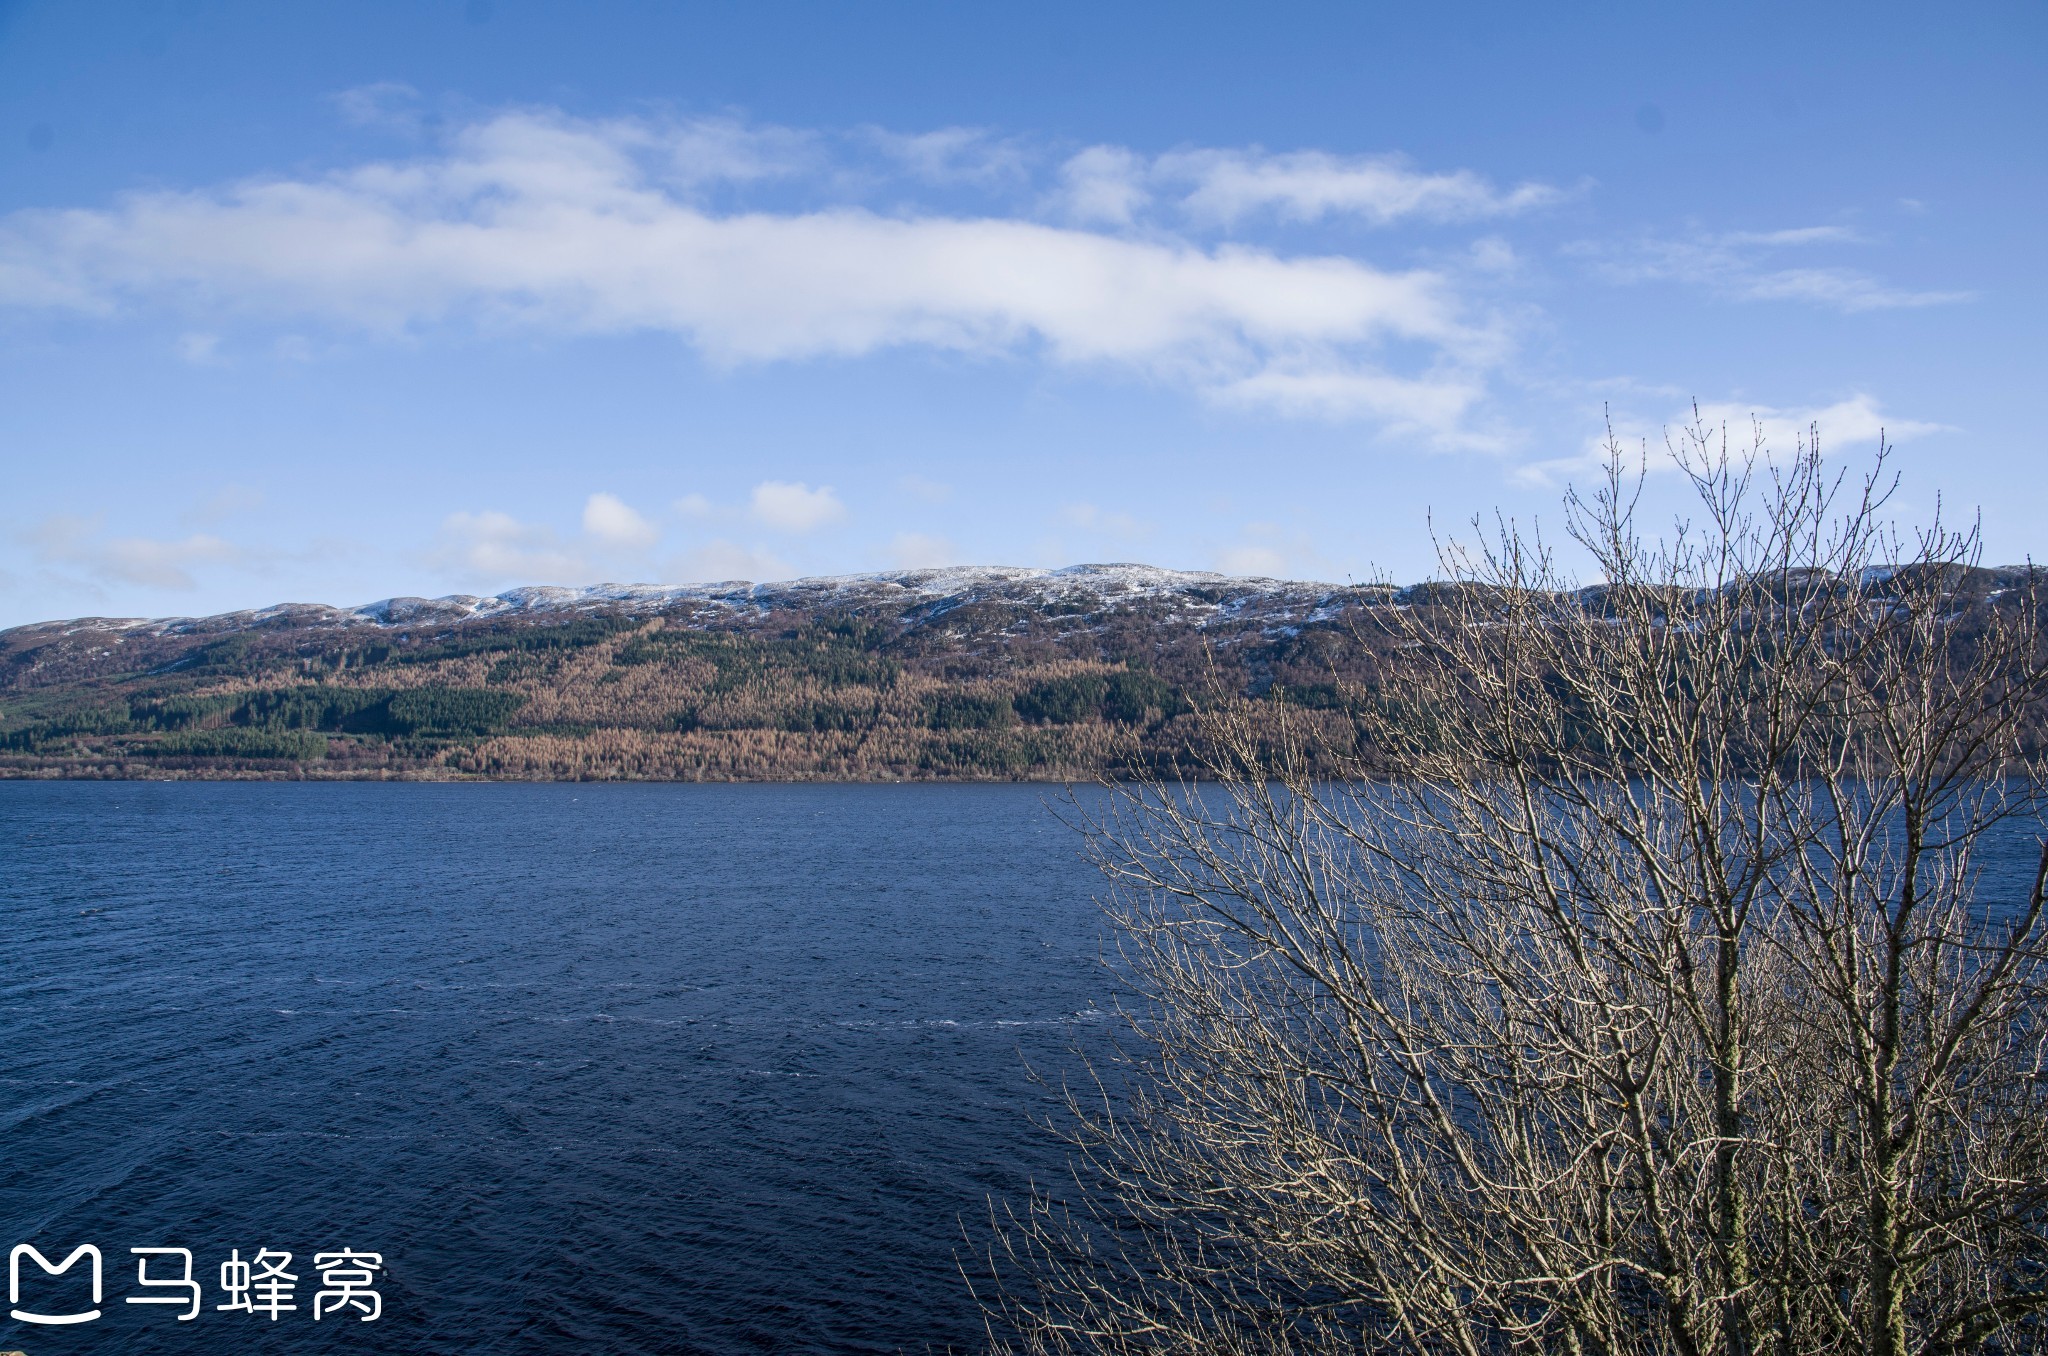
top-left (15, 559), bottom-right (2035, 646)
top-left (355, 563), bottom-right (1336, 626)
top-left (5, 559), bottom-right (2037, 783)
top-left (7, 563), bottom-right (1347, 640)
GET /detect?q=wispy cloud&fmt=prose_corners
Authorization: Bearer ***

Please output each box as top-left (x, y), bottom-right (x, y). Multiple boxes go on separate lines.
top-left (668, 540), bottom-right (791, 583)
top-left (424, 483), bottom-right (852, 586)
top-left (1051, 145), bottom-right (1562, 229)
top-left (656, 115), bottom-right (820, 189)
top-left (433, 490), bottom-right (678, 585)
top-left (669, 480), bottom-right (849, 536)
top-left (19, 513), bottom-right (241, 590)
top-left (1573, 225), bottom-right (1970, 312)
top-left (1511, 393), bottom-right (1949, 488)
top-left (1685, 394), bottom-right (1947, 452)
top-left (0, 106), bottom-right (1517, 448)
top-left (1211, 364), bottom-right (1499, 449)
top-left (1055, 145), bottom-right (1150, 226)
top-left (581, 492), bottom-right (659, 549)
top-left (429, 509), bottom-right (586, 583)
top-left (1732, 269), bottom-right (1966, 311)
top-left (749, 481), bottom-right (846, 533)
top-left (860, 125), bottom-right (1027, 186)
top-left (1158, 149), bottom-right (1563, 227)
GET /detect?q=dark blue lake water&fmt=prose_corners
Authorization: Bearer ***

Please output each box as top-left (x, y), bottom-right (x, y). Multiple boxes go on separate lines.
top-left (0, 782), bottom-right (1114, 1355)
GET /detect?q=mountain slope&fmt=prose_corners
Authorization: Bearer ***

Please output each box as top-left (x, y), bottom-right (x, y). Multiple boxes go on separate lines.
top-left (0, 565), bottom-right (1387, 780)
top-left (9, 561), bottom-right (2037, 781)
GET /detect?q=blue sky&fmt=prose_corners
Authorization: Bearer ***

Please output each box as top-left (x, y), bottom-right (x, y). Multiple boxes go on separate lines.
top-left (0, 0), bottom-right (2041, 626)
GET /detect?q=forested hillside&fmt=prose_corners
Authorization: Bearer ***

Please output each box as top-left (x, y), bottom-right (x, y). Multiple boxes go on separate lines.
top-left (6, 561), bottom-right (2038, 781)
top-left (0, 567), bottom-right (1391, 780)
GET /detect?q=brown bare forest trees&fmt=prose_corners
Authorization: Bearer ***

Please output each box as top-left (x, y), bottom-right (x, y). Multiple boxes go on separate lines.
top-left (982, 420), bottom-right (2048, 1355)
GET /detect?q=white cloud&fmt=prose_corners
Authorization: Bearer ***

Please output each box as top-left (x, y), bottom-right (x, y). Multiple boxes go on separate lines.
top-left (1051, 143), bottom-right (1559, 231)
top-left (22, 513), bottom-right (240, 589)
top-left (430, 509), bottom-right (584, 582)
top-left (863, 126), bottom-right (1026, 186)
top-left (432, 496), bottom-right (676, 582)
top-left (1735, 269), bottom-right (1966, 311)
top-left (1511, 393), bottom-right (1948, 488)
top-left (581, 491), bottom-right (659, 549)
top-left (1576, 226), bottom-right (1971, 312)
top-left (0, 107), bottom-right (1505, 446)
top-left (1720, 226), bottom-right (1860, 248)
top-left (1687, 394), bottom-right (1946, 454)
top-left (749, 480), bottom-right (845, 533)
top-left (1213, 364), bottom-right (1499, 449)
top-left (1159, 149), bottom-right (1562, 227)
top-left (887, 531), bottom-right (960, 567)
top-left (660, 116), bottom-right (818, 188)
top-left (670, 539), bottom-right (791, 583)
top-left (1055, 145), bottom-right (1150, 225)
top-left (1507, 449), bottom-right (1613, 490)
top-left (95, 535), bottom-right (239, 589)
top-left (1466, 237), bottom-right (1518, 274)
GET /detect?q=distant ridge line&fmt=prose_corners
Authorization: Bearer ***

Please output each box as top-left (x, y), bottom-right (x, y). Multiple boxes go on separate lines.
top-left (10, 559), bottom-right (2037, 642)
top-left (5, 563), bottom-right (1351, 639)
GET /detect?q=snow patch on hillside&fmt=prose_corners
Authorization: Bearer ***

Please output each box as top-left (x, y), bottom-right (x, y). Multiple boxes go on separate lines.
top-left (7, 564), bottom-right (1349, 640)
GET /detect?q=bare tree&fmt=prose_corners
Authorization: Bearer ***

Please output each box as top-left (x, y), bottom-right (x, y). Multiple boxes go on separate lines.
top-left (977, 417), bottom-right (2048, 1356)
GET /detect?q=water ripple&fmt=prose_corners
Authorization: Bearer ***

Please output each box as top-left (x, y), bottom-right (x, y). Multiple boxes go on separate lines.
top-left (0, 781), bottom-right (1109, 1355)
